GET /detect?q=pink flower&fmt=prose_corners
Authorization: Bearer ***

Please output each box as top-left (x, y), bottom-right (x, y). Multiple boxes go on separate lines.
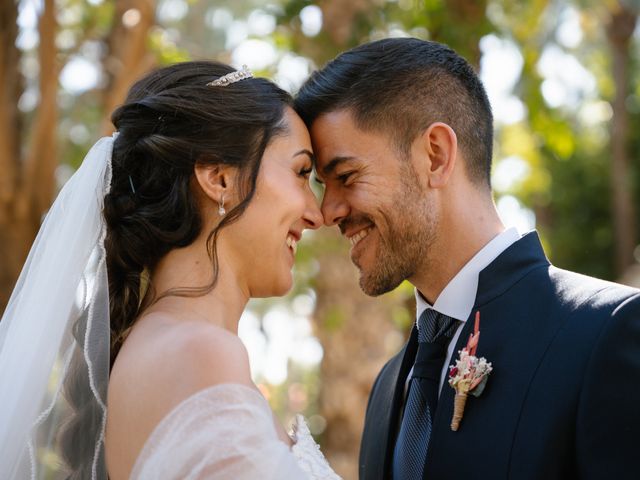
top-left (449, 366), bottom-right (459, 377)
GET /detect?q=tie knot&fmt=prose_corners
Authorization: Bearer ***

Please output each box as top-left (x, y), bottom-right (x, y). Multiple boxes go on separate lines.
top-left (417, 309), bottom-right (458, 343)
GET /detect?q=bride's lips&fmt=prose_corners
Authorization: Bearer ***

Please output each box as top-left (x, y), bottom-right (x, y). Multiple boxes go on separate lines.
top-left (286, 229), bottom-right (301, 256)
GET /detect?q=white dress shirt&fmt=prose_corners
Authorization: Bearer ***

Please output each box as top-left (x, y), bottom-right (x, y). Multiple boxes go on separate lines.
top-left (407, 227), bottom-right (521, 396)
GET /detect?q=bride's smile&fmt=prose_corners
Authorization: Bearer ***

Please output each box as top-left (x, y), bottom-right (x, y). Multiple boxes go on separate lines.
top-left (214, 108), bottom-right (321, 298)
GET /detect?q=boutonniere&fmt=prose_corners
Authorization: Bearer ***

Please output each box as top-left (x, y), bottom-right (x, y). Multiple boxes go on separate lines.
top-left (448, 311), bottom-right (493, 431)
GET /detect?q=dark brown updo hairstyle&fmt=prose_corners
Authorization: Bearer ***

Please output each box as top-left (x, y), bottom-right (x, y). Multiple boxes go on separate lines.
top-left (59, 61), bottom-right (292, 479)
top-left (105, 61), bottom-right (293, 364)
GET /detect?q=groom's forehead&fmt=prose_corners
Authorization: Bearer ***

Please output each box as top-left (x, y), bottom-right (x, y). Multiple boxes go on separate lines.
top-left (309, 109), bottom-right (359, 138)
top-left (311, 110), bottom-right (398, 166)
top-left (311, 110), bottom-right (384, 155)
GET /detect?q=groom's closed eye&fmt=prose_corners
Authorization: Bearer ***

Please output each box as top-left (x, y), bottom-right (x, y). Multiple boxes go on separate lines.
top-left (321, 156), bottom-right (356, 178)
top-left (335, 171), bottom-right (356, 185)
top-left (316, 155), bottom-right (362, 187)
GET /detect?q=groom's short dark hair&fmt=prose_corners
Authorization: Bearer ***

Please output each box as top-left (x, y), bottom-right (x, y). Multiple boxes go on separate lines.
top-left (295, 38), bottom-right (494, 187)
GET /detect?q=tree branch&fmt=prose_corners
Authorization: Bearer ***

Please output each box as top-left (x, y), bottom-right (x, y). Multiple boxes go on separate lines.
top-left (101, 0), bottom-right (156, 134)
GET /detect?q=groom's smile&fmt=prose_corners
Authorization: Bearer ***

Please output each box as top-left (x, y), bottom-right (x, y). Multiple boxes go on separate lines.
top-left (341, 216), bottom-right (375, 256)
top-left (310, 109), bottom-right (435, 296)
top-left (347, 226), bottom-right (371, 249)
top-left (346, 224), bottom-right (375, 266)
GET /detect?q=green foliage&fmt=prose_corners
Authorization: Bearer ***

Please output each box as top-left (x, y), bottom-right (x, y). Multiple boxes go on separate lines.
top-left (149, 28), bottom-right (191, 64)
top-left (499, 1), bottom-right (637, 279)
top-left (33, 0), bottom-right (640, 435)
top-left (43, 0), bottom-right (640, 287)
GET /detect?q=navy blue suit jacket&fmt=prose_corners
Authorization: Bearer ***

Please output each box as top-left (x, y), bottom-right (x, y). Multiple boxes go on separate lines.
top-left (359, 232), bottom-right (640, 479)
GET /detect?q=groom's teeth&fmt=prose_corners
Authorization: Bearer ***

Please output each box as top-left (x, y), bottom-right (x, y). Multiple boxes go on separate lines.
top-left (349, 228), bottom-right (371, 247)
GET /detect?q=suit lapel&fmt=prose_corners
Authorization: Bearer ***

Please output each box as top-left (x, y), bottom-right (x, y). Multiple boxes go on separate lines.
top-left (422, 232), bottom-right (553, 478)
top-left (430, 231), bottom-right (551, 439)
top-left (359, 327), bottom-right (418, 480)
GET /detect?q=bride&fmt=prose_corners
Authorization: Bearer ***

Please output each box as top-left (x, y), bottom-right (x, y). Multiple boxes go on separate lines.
top-left (0, 61), bottom-right (340, 479)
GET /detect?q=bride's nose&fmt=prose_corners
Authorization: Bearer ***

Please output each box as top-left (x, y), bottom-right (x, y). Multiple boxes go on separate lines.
top-left (302, 191), bottom-right (323, 230)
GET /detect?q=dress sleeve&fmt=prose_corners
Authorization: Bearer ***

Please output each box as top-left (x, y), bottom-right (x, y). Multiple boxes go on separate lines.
top-left (130, 383), bottom-right (309, 480)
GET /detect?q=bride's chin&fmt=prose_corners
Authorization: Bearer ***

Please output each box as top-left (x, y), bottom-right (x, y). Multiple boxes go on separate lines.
top-left (252, 273), bottom-right (293, 299)
top-left (271, 276), bottom-right (293, 297)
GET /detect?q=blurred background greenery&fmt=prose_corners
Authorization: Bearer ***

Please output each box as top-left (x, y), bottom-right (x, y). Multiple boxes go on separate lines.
top-left (2, 0), bottom-right (640, 478)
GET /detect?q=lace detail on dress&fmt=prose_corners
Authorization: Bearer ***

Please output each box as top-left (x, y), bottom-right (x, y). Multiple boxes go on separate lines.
top-left (290, 415), bottom-right (342, 480)
top-left (130, 383), bottom-right (341, 480)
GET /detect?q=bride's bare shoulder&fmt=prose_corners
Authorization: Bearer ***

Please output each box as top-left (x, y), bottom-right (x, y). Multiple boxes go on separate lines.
top-left (105, 313), bottom-right (255, 479)
top-left (112, 313), bottom-right (253, 404)
top-left (107, 313), bottom-right (252, 430)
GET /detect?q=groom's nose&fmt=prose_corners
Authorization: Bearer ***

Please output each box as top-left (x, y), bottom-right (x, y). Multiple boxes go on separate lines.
top-left (321, 189), bottom-right (349, 227)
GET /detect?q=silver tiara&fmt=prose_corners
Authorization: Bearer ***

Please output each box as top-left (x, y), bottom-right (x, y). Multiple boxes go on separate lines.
top-left (206, 65), bottom-right (253, 87)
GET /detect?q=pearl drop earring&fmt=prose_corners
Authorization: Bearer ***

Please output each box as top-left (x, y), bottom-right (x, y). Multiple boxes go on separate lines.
top-left (218, 193), bottom-right (226, 216)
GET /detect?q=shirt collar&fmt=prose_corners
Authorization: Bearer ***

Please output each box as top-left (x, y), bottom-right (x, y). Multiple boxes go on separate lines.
top-left (415, 227), bottom-right (521, 324)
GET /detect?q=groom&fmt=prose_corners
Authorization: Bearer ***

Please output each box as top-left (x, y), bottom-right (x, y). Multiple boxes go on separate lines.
top-left (296, 38), bottom-right (640, 479)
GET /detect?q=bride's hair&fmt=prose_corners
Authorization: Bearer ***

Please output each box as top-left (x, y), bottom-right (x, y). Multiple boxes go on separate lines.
top-left (103, 62), bottom-right (291, 365)
top-left (59, 61), bottom-right (292, 479)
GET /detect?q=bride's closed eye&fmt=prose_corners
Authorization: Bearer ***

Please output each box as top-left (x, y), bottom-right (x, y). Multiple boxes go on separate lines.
top-left (298, 164), bottom-right (313, 179)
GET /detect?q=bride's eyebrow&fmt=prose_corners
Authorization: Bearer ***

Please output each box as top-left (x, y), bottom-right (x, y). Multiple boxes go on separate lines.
top-left (293, 149), bottom-right (315, 162)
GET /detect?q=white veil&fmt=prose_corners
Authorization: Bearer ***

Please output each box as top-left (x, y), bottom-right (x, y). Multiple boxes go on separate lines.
top-left (0, 135), bottom-right (115, 479)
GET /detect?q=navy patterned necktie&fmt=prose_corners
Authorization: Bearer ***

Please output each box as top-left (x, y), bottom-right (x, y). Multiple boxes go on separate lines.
top-left (392, 309), bottom-right (459, 479)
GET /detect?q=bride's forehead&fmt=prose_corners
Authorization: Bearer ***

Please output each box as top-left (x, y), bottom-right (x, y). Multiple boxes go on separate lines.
top-left (264, 123), bottom-right (312, 158)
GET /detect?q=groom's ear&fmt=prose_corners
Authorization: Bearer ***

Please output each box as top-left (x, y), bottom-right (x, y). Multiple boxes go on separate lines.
top-left (419, 122), bottom-right (457, 189)
top-left (193, 162), bottom-right (237, 206)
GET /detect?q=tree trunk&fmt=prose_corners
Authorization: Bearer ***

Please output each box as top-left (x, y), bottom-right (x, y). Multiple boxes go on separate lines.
top-left (23, 0), bottom-right (58, 227)
top-left (0, 0), bottom-right (157, 314)
top-left (607, 3), bottom-right (637, 276)
top-left (0, 0), bottom-right (21, 311)
top-left (312, 229), bottom-right (410, 480)
top-left (0, 0), bottom-right (21, 214)
top-left (0, 0), bottom-right (56, 314)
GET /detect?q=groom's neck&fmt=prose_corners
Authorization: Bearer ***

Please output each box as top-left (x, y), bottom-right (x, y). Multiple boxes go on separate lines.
top-left (410, 191), bottom-right (504, 304)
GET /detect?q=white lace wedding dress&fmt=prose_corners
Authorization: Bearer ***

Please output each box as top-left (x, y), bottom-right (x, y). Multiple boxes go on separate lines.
top-left (130, 383), bottom-right (341, 479)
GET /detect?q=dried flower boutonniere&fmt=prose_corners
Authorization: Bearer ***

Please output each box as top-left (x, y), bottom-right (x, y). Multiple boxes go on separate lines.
top-left (448, 311), bottom-right (493, 431)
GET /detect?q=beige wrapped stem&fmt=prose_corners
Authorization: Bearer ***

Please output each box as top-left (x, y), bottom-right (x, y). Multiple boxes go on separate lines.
top-left (451, 391), bottom-right (468, 431)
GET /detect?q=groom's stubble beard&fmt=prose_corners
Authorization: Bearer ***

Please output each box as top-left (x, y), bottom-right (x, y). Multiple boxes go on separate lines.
top-left (357, 168), bottom-right (438, 297)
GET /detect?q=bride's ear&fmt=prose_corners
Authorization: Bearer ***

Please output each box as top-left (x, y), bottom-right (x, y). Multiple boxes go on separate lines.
top-left (193, 163), bottom-right (236, 206)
